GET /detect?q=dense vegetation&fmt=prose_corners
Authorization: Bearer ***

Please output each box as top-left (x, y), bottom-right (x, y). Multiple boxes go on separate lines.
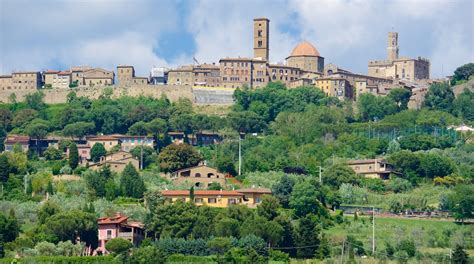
top-left (0, 64), bottom-right (473, 263)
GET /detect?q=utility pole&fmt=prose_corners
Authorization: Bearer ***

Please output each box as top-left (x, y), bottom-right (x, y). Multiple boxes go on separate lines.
top-left (372, 206), bottom-right (375, 255)
top-left (340, 240), bottom-right (345, 264)
top-left (140, 136), bottom-right (146, 170)
top-left (238, 133), bottom-right (242, 176)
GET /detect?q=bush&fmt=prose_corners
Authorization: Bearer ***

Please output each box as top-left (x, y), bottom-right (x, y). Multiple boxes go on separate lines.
top-left (105, 238), bottom-right (132, 255)
top-left (269, 249), bottom-right (290, 262)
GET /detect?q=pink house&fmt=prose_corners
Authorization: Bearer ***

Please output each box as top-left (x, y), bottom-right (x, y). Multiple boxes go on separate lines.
top-left (66, 144), bottom-right (91, 164)
top-left (96, 213), bottom-right (145, 255)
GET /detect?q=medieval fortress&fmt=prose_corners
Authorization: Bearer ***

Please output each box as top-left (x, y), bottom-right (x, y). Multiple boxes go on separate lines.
top-left (0, 18), bottom-right (431, 107)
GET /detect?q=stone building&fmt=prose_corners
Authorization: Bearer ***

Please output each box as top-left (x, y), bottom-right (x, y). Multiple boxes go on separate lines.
top-left (82, 68), bottom-right (114, 87)
top-left (314, 77), bottom-right (353, 99)
top-left (53, 71), bottom-right (72, 88)
top-left (253, 18), bottom-right (270, 61)
top-left (347, 159), bottom-right (395, 180)
top-left (169, 164), bottom-right (227, 189)
top-left (0, 71), bottom-right (42, 91)
top-left (70, 66), bottom-right (92, 85)
top-left (89, 151), bottom-right (140, 173)
top-left (117, 65), bottom-right (148, 85)
top-left (167, 65), bottom-right (193, 86)
top-left (219, 58), bottom-right (253, 88)
top-left (268, 64), bottom-right (301, 85)
top-left (286, 41), bottom-right (324, 73)
top-left (43, 70), bottom-right (59, 88)
top-left (368, 32), bottom-right (430, 81)
top-left (193, 63), bottom-right (220, 87)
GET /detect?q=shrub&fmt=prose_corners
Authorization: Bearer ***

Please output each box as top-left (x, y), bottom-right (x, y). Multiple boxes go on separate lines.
top-left (105, 238), bottom-right (132, 255)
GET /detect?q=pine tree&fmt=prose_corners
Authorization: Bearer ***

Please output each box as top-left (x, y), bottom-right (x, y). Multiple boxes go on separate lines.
top-left (26, 179), bottom-right (33, 196)
top-left (68, 143), bottom-right (79, 170)
top-left (190, 186), bottom-right (195, 202)
top-left (0, 155), bottom-right (9, 183)
top-left (120, 163), bottom-right (145, 198)
top-left (46, 181), bottom-right (54, 195)
top-left (452, 244), bottom-right (468, 264)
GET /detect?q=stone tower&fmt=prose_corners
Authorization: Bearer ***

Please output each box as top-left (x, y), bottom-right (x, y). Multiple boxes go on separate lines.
top-left (387, 32), bottom-right (399, 61)
top-left (253, 18), bottom-right (270, 61)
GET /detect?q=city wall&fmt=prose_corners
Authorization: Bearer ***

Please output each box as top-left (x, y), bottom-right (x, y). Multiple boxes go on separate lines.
top-left (0, 85), bottom-right (194, 104)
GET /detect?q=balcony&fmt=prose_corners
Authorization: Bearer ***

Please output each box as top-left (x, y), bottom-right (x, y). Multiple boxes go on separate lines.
top-left (118, 232), bottom-right (134, 239)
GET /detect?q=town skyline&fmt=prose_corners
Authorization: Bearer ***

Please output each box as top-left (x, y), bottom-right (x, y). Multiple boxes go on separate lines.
top-left (1, 0), bottom-right (473, 78)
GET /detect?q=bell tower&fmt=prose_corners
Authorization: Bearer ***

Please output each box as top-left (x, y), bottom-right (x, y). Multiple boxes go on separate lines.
top-left (253, 18), bottom-right (270, 61)
top-left (387, 32), bottom-right (399, 61)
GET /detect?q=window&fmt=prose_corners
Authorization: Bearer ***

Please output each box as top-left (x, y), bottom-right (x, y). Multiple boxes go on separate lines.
top-left (195, 198), bottom-right (203, 203)
top-left (208, 198), bottom-right (217, 203)
top-left (207, 173), bottom-right (214, 178)
top-left (258, 30), bottom-right (262, 37)
top-left (258, 40), bottom-right (262, 47)
top-left (195, 173), bottom-right (201, 177)
top-left (107, 230), bottom-right (112, 239)
top-left (228, 198), bottom-right (238, 204)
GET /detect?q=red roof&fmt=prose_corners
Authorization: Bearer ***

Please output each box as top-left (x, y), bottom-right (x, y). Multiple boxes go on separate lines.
top-left (88, 136), bottom-right (120, 141)
top-left (58, 71), bottom-right (71, 75)
top-left (98, 215), bottom-right (128, 225)
top-left (162, 190), bottom-right (244, 197)
top-left (44, 70), bottom-right (60, 74)
top-left (5, 135), bottom-right (30, 144)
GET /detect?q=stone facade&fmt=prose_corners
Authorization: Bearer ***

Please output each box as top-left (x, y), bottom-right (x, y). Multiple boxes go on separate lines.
top-left (219, 58), bottom-right (253, 88)
top-left (0, 72), bottom-right (41, 91)
top-left (253, 18), bottom-right (270, 61)
top-left (117, 65), bottom-right (148, 85)
top-left (314, 77), bottom-right (353, 99)
top-left (193, 63), bottom-right (220, 87)
top-left (368, 32), bottom-right (430, 81)
top-left (82, 68), bottom-right (114, 87)
top-left (168, 65), bottom-right (193, 85)
top-left (170, 165), bottom-right (227, 189)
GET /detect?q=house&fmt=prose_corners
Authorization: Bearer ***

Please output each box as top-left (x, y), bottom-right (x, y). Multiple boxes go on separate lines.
top-left (170, 164), bottom-right (227, 189)
top-left (161, 187), bottom-right (272, 208)
top-left (110, 134), bottom-right (154, 152)
top-left (67, 144), bottom-right (91, 163)
top-left (346, 159), bottom-right (394, 180)
top-left (195, 131), bottom-right (221, 146)
top-left (87, 136), bottom-right (121, 152)
top-left (168, 132), bottom-right (186, 144)
top-left (161, 190), bottom-right (245, 208)
top-left (89, 151), bottom-right (139, 173)
top-left (237, 187), bottom-right (272, 207)
top-left (96, 213), bottom-right (144, 255)
top-left (4, 135), bottom-right (30, 152)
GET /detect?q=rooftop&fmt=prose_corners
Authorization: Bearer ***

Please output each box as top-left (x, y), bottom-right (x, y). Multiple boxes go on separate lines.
top-left (288, 41), bottom-right (320, 57)
top-left (162, 190), bottom-right (245, 197)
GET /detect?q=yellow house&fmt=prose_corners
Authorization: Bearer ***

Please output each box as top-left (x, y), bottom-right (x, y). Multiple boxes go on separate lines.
top-left (161, 187), bottom-right (272, 208)
top-left (161, 190), bottom-right (245, 208)
top-left (238, 188), bottom-right (272, 207)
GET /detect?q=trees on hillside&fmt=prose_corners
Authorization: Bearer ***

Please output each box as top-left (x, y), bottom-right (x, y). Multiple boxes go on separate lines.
top-left (446, 184), bottom-right (474, 222)
top-left (158, 143), bottom-right (202, 173)
top-left (120, 163), bottom-right (145, 198)
top-left (68, 143), bottom-right (79, 170)
top-left (62, 122), bottom-right (95, 138)
top-left (451, 63), bottom-right (474, 85)
top-left (423, 83), bottom-right (455, 112)
top-left (90, 143), bottom-right (107, 162)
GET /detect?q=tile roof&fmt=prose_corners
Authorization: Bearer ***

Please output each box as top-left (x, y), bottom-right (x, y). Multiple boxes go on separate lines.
top-left (237, 188), bottom-right (272, 194)
top-left (5, 135), bottom-right (30, 144)
top-left (98, 215), bottom-right (128, 224)
top-left (162, 190), bottom-right (244, 197)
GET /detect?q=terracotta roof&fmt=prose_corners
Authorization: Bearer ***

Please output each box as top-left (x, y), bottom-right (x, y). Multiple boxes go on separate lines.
top-left (58, 71), bottom-right (71, 75)
top-left (237, 188), bottom-right (272, 194)
top-left (125, 221), bottom-right (144, 229)
top-left (162, 190), bottom-right (244, 197)
top-left (88, 136), bottom-right (120, 141)
top-left (5, 135), bottom-right (30, 144)
top-left (347, 159), bottom-right (388, 165)
top-left (44, 70), bottom-right (60, 74)
top-left (289, 41), bottom-right (320, 57)
top-left (98, 215), bottom-right (128, 224)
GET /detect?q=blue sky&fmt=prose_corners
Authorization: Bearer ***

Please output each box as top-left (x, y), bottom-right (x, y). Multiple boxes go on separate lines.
top-left (0, 0), bottom-right (473, 78)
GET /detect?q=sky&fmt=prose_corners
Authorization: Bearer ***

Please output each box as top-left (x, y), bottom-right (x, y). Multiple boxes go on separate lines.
top-left (0, 0), bottom-right (473, 78)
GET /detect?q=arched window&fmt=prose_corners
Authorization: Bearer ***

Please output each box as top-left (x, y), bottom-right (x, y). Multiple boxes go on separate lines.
top-left (195, 173), bottom-right (201, 178)
top-left (207, 173), bottom-right (214, 178)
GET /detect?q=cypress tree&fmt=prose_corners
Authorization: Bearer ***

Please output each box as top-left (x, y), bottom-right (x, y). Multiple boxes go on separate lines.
top-left (46, 181), bottom-right (54, 195)
top-left (120, 163), bottom-right (145, 198)
top-left (0, 155), bottom-right (9, 183)
top-left (68, 143), bottom-right (79, 170)
top-left (452, 244), bottom-right (468, 264)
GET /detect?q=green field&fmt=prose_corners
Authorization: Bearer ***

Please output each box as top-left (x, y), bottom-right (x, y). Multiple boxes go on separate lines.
top-left (325, 216), bottom-right (474, 259)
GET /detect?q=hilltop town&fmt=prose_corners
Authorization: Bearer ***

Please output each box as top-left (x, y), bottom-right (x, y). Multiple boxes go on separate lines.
top-left (1, 18), bottom-right (438, 109)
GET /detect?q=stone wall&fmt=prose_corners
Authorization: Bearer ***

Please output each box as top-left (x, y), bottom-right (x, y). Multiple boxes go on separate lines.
top-left (0, 84), bottom-right (194, 104)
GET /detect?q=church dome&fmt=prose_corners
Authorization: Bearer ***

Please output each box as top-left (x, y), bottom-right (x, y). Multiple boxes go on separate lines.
top-left (289, 41), bottom-right (320, 57)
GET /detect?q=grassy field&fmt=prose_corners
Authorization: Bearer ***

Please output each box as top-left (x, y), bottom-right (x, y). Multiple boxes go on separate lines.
top-left (193, 104), bottom-right (232, 116)
top-left (325, 215), bottom-right (474, 258)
